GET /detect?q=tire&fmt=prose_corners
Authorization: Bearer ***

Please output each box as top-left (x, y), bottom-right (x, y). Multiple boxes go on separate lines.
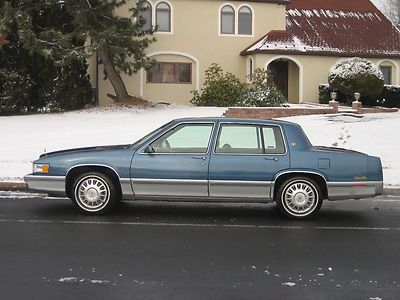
top-left (276, 177), bottom-right (323, 220)
top-left (71, 172), bottom-right (119, 215)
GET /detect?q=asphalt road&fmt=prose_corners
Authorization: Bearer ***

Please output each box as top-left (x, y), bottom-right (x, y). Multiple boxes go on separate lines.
top-left (1, 192), bottom-right (400, 300)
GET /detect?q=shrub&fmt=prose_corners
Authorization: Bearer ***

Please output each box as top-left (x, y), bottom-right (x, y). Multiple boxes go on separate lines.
top-left (0, 69), bottom-right (33, 115)
top-left (328, 57), bottom-right (384, 102)
top-left (363, 85), bottom-right (400, 108)
top-left (191, 64), bottom-right (246, 107)
top-left (191, 64), bottom-right (285, 107)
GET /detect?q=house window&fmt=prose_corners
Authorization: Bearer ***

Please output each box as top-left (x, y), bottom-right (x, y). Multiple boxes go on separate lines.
top-left (156, 2), bottom-right (171, 32)
top-left (238, 6), bottom-right (252, 35)
top-left (248, 57), bottom-right (254, 81)
top-left (380, 66), bottom-right (392, 85)
top-left (221, 5), bottom-right (235, 34)
top-left (138, 1), bottom-right (152, 31)
top-left (147, 62), bottom-right (192, 84)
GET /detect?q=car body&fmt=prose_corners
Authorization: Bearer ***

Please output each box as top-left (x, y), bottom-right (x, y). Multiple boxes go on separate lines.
top-left (24, 117), bottom-right (383, 219)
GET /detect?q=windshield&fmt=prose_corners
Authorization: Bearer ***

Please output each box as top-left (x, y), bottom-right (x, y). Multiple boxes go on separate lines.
top-left (129, 121), bottom-right (174, 148)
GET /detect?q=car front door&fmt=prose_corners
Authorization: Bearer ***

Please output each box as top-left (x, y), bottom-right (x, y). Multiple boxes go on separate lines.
top-left (131, 122), bottom-right (214, 199)
top-left (209, 123), bottom-right (290, 200)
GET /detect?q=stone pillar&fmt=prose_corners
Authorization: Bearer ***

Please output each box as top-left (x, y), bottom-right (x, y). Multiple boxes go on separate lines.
top-left (329, 100), bottom-right (339, 113)
top-left (352, 101), bottom-right (362, 114)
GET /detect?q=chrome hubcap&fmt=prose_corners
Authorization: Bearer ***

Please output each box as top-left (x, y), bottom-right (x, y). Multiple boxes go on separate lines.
top-left (283, 181), bottom-right (317, 216)
top-left (75, 176), bottom-right (110, 211)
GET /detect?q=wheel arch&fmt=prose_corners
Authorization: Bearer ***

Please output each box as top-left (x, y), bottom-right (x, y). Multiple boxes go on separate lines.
top-left (65, 164), bottom-right (122, 198)
top-left (271, 171), bottom-right (328, 201)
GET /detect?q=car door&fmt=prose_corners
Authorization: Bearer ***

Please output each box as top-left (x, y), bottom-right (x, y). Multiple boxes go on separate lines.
top-left (209, 123), bottom-right (290, 200)
top-left (131, 122), bottom-right (214, 199)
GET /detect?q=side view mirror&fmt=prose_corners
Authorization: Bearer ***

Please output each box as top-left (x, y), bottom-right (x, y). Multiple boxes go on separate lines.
top-left (145, 145), bottom-right (155, 154)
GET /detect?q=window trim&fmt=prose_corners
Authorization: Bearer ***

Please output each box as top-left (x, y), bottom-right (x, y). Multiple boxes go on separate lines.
top-left (139, 122), bottom-right (216, 155)
top-left (155, 1), bottom-right (172, 33)
top-left (213, 122), bottom-right (287, 156)
top-left (146, 62), bottom-right (192, 84)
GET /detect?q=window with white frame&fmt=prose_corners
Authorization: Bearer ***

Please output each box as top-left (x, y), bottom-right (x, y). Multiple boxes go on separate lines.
top-left (380, 66), bottom-right (392, 85)
top-left (139, 1), bottom-right (152, 31)
top-left (147, 62), bottom-right (192, 84)
top-left (238, 6), bottom-right (252, 35)
top-left (248, 57), bottom-right (254, 81)
top-left (156, 2), bottom-right (171, 32)
top-left (221, 5), bottom-right (235, 34)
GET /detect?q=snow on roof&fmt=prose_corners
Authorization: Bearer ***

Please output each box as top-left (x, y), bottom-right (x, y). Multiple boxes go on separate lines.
top-left (242, 0), bottom-right (400, 58)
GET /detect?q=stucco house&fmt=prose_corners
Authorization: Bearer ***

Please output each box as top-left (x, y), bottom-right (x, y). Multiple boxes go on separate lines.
top-left (88, 0), bottom-right (400, 106)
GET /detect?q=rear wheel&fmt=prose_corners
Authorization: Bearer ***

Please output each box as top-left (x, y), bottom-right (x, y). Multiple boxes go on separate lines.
top-left (71, 172), bottom-right (118, 214)
top-left (276, 177), bottom-right (322, 219)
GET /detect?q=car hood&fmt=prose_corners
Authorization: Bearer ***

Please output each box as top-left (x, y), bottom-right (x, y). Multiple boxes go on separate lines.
top-left (312, 146), bottom-right (366, 156)
top-left (39, 144), bottom-right (131, 158)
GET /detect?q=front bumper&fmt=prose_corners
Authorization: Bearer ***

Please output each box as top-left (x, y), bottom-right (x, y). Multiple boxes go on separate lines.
top-left (24, 175), bottom-right (66, 196)
top-left (327, 181), bottom-right (384, 201)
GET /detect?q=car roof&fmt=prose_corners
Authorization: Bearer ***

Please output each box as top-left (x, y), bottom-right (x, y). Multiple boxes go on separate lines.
top-left (172, 117), bottom-right (297, 126)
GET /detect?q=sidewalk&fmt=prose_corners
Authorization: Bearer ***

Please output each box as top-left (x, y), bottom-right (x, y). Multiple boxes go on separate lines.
top-left (1, 178), bottom-right (399, 196)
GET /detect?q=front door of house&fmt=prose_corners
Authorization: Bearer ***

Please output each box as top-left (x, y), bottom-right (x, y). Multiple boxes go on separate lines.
top-left (269, 61), bottom-right (289, 99)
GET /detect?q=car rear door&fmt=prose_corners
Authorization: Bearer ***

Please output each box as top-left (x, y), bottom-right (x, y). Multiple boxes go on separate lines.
top-left (208, 123), bottom-right (290, 200)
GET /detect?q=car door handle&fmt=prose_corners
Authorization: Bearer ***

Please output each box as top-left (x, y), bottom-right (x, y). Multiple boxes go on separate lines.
top-left (192, 156), bottom-right (206, 160)
top-left (265, 157), bottom-right (278, 161)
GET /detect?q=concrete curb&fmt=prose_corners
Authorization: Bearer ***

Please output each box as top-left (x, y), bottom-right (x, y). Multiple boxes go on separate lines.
top-left (0, 181), bottom-right (399, 196)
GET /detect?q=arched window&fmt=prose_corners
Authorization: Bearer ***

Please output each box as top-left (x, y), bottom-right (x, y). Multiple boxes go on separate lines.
top-left (221, 5), bottom-right (235, 34)
top-left (238, 6), bottom-right (252, 35)
top-left (248, 57), bottom-right (254, 81)
top-left (156, 2), bottom-right (171, 32)
top-left (139, 1), bottom-right (152, 31)
top-left (379, 65), bottom-right (392, 85)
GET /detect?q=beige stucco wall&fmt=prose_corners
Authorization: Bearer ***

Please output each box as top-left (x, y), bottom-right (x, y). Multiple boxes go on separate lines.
top-left (252, 54), bottom-right (400, 103)
top-left (89, 0), bottom-right (287, 105)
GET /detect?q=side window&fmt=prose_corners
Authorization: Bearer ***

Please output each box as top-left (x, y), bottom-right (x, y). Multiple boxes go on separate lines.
top-left (156, 2), bottom-right (171, 32)
top-left (380, 66), bottom-right (392, 85)
top-left (149, 124), bottom-right (213, 153)
top-left (238, 6), bottom-right (252, 35)
top-left (221, 5), bottom-right (235, 34)
top-left (262, 126), bottom-right (286, 154)
top-left (216, 124), bottom-right (262, 154)
top-left (138, 1), bottom-right (152, 31)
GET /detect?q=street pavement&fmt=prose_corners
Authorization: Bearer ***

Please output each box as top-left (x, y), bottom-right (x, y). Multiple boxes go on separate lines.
top-left (0, 192), bottom-right (400, 300)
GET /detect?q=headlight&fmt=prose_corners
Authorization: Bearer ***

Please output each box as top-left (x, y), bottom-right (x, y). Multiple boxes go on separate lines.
top-left (33, 164), bottom-right (49, 174)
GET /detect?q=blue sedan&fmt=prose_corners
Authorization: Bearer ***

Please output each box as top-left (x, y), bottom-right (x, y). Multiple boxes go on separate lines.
top-left (24, 118), bottom-right (383, 219)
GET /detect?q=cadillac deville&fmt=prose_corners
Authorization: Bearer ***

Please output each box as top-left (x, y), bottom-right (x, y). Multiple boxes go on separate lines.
top-left (24, 118), bottom-right (383, 219)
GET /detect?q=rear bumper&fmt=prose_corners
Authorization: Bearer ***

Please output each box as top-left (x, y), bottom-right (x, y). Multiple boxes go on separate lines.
top-left (327, 181), bottom-right (384, 201)
top-left (23, 175), bottom-right (66, 196)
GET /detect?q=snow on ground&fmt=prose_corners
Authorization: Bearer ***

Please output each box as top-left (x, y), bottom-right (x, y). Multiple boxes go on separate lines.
top-left (0, 105), bottom-right (398, 187)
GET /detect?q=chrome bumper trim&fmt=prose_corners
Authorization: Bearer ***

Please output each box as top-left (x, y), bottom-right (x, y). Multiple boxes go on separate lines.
top-left (327, 181), bottom-right (384, 200)
top-left (23, 175), bottom-right (66, 195)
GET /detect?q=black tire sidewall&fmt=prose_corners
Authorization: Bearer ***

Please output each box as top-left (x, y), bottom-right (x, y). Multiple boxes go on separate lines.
top-left (276, 177), bottom-right (323, 220)
top-left (71, 172), bottom-right (118, 215)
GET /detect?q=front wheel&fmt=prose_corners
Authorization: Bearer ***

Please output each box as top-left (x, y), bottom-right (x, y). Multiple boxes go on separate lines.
top-left (72, 172), bottom-right (119, 214)
top-left (276, 177), bottom-right (323, 219)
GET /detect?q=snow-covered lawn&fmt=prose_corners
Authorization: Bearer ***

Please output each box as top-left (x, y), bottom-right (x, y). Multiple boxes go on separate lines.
top-left (0, 105), bottom-right (398, 187)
